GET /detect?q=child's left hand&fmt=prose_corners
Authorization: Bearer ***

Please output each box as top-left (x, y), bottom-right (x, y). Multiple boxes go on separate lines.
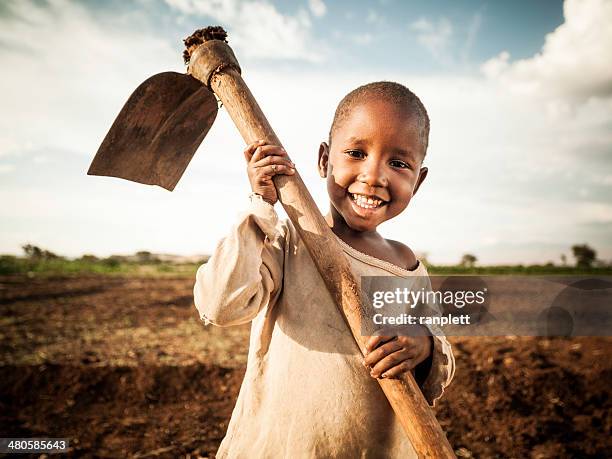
top-left (363, 327), bottom-right (433, 379)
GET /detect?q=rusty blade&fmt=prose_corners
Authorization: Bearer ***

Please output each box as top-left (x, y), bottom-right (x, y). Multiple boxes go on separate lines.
top-left (88, 71), bottom-right (218, 191)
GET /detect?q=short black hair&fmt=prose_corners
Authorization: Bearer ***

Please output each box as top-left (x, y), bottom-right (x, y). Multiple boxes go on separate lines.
top-left (328, 81), bottom-right (430, 157)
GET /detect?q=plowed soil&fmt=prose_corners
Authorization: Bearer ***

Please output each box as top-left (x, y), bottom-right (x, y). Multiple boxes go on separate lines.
top-left (0, 275), bottom-right (610, 458)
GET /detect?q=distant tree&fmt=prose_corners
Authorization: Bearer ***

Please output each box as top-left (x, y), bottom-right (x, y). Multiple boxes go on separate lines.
top-left (22, 244), bottom-right (42, 259)
top-left (102, 255), bottom-right (124, 267)
top-left (460, 254), bottom-right (477, 268)
top-left (571, 244), bottom-right (596, 268)
top-left (79, 254), bottom-right (99, 263)
top-left (560, 254), bottom-right (567, 266)
top-left (22, 244), bottom-right (60, 260)
top-left (135, 251), bottom-right (160, 264)
top-left (136, 251), bottom-right (151, 263)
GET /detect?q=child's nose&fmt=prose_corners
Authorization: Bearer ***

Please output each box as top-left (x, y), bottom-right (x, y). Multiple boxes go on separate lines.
top-left (357, 158), bottom-right (388, 187)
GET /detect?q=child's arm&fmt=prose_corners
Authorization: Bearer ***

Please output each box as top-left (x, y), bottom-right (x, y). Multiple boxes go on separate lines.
top-left (193, 193), bottom-right (285, 327)
top-left (193, 141), bottom-right (295, 327)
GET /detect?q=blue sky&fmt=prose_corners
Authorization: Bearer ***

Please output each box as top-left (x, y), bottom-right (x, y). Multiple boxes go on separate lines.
top-left (1, 0), bottom-right (611, 264)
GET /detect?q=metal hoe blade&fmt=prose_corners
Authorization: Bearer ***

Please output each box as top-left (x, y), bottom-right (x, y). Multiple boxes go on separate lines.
top-left (88, 72), bottom-right (218, 191)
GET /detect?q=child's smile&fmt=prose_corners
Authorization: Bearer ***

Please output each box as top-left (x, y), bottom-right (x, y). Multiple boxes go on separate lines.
top-left (348, 192), bottom-right (387, 217)
top-left (318, 98), bottom-right (428, 237)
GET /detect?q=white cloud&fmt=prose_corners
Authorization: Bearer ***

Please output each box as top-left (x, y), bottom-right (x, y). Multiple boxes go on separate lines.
top-left (410, 17), bottom-right (453, 63)
top-left (482, 0), bottom-right (612, 103)
top-left (481, 50), bottom-right (510, 79)
top-left (308, 0), bottom-right (327, 18)
top-left (164, 0), bottom-right (325, 62)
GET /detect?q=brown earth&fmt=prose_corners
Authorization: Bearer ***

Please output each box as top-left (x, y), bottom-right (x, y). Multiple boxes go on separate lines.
top-left (0, 275), bottom-right (610, 458)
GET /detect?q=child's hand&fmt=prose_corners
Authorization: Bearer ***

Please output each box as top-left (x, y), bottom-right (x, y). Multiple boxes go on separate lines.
top-left (243, 139), bottom-right (295, 205)
top-left (363, 328), bottom-right (432, 379)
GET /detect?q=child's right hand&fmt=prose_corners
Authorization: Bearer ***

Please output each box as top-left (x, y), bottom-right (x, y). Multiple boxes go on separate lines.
top-left (243, 140), bottom-right (295, 205)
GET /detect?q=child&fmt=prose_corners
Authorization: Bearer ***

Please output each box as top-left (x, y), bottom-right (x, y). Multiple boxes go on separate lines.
top-left (193, 82), bottom-right (455, 458)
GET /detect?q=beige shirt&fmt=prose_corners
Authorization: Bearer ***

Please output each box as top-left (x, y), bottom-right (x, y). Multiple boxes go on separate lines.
top-left (193, 194), bottom-right (455, 459)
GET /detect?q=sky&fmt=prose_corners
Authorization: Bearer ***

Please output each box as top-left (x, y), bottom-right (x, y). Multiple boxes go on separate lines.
top-left (0, 0), bottom-right (611, 265)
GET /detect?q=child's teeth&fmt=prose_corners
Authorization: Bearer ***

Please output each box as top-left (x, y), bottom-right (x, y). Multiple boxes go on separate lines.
top-left (352, 193), bottom-right (383, 209)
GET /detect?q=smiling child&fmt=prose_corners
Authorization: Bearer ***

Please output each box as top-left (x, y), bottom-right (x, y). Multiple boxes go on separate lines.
top-left (193, 81), bottom-right (455, 458)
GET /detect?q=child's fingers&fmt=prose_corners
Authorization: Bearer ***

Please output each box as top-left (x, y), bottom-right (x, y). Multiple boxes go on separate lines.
top-left (369, 349), bottom-right (416, 379)
top-left (250, 144), bottom-right (291, 165)
top-left (378, 360), bottom-right (415, 379)
top-left (363, 339), bottom-right (402, 368)
top-left (253, 154), bottom-right (295, 172)
top-left (243, 139), bottom-right (267, 162)
top-left (365, 335), bottom-right (394, 353)
top-left (258, 164), bottom-right (295, 177)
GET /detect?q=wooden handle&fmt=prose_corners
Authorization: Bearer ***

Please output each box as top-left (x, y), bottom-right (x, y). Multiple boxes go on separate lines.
top-left (190, 60), bottom-right (455, 459)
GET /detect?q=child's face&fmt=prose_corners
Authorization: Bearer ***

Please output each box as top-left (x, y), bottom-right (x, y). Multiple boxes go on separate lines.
top-left (318, 99), bottom-right (428, 233)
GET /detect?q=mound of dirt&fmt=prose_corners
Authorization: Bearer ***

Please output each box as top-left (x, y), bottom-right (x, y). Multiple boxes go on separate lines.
top-left (0, 363), bottom-right (244, 458)
top-left (436, 336), bottom-right (611, 458)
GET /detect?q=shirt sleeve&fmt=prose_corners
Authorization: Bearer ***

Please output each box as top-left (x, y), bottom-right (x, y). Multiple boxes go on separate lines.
top-left (418, 330), bottom-right (456, 407)
top-left (193, 193), bottom-right (286, 327)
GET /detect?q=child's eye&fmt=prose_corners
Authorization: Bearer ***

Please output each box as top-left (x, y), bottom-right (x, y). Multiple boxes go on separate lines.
top-left (345, 150), bottom-right (365, 159)
top-left (389, 160), bottom-right (411, 169)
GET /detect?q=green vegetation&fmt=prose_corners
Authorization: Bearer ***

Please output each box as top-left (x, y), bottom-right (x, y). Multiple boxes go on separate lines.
top-left (0, 245), bottom-right (208, 277)
top-left (1, 244), bottom-right (610, 277)
top-left (426, 244), bottom-right (612, 275)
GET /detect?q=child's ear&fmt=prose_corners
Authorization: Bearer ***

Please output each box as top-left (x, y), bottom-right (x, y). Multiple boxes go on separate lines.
top-left (413, 166), bottom-right (428, 195)
top-left (318, 142), bottom-right (330, 178)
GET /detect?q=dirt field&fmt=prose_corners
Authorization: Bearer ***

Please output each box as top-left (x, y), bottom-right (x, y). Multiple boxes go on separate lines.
top-left (0, 275), bottom-right (610, 458)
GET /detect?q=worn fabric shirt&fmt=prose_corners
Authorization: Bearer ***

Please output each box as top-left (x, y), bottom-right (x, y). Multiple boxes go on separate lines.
top-left (193, 193), bottom-right (456, 459)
